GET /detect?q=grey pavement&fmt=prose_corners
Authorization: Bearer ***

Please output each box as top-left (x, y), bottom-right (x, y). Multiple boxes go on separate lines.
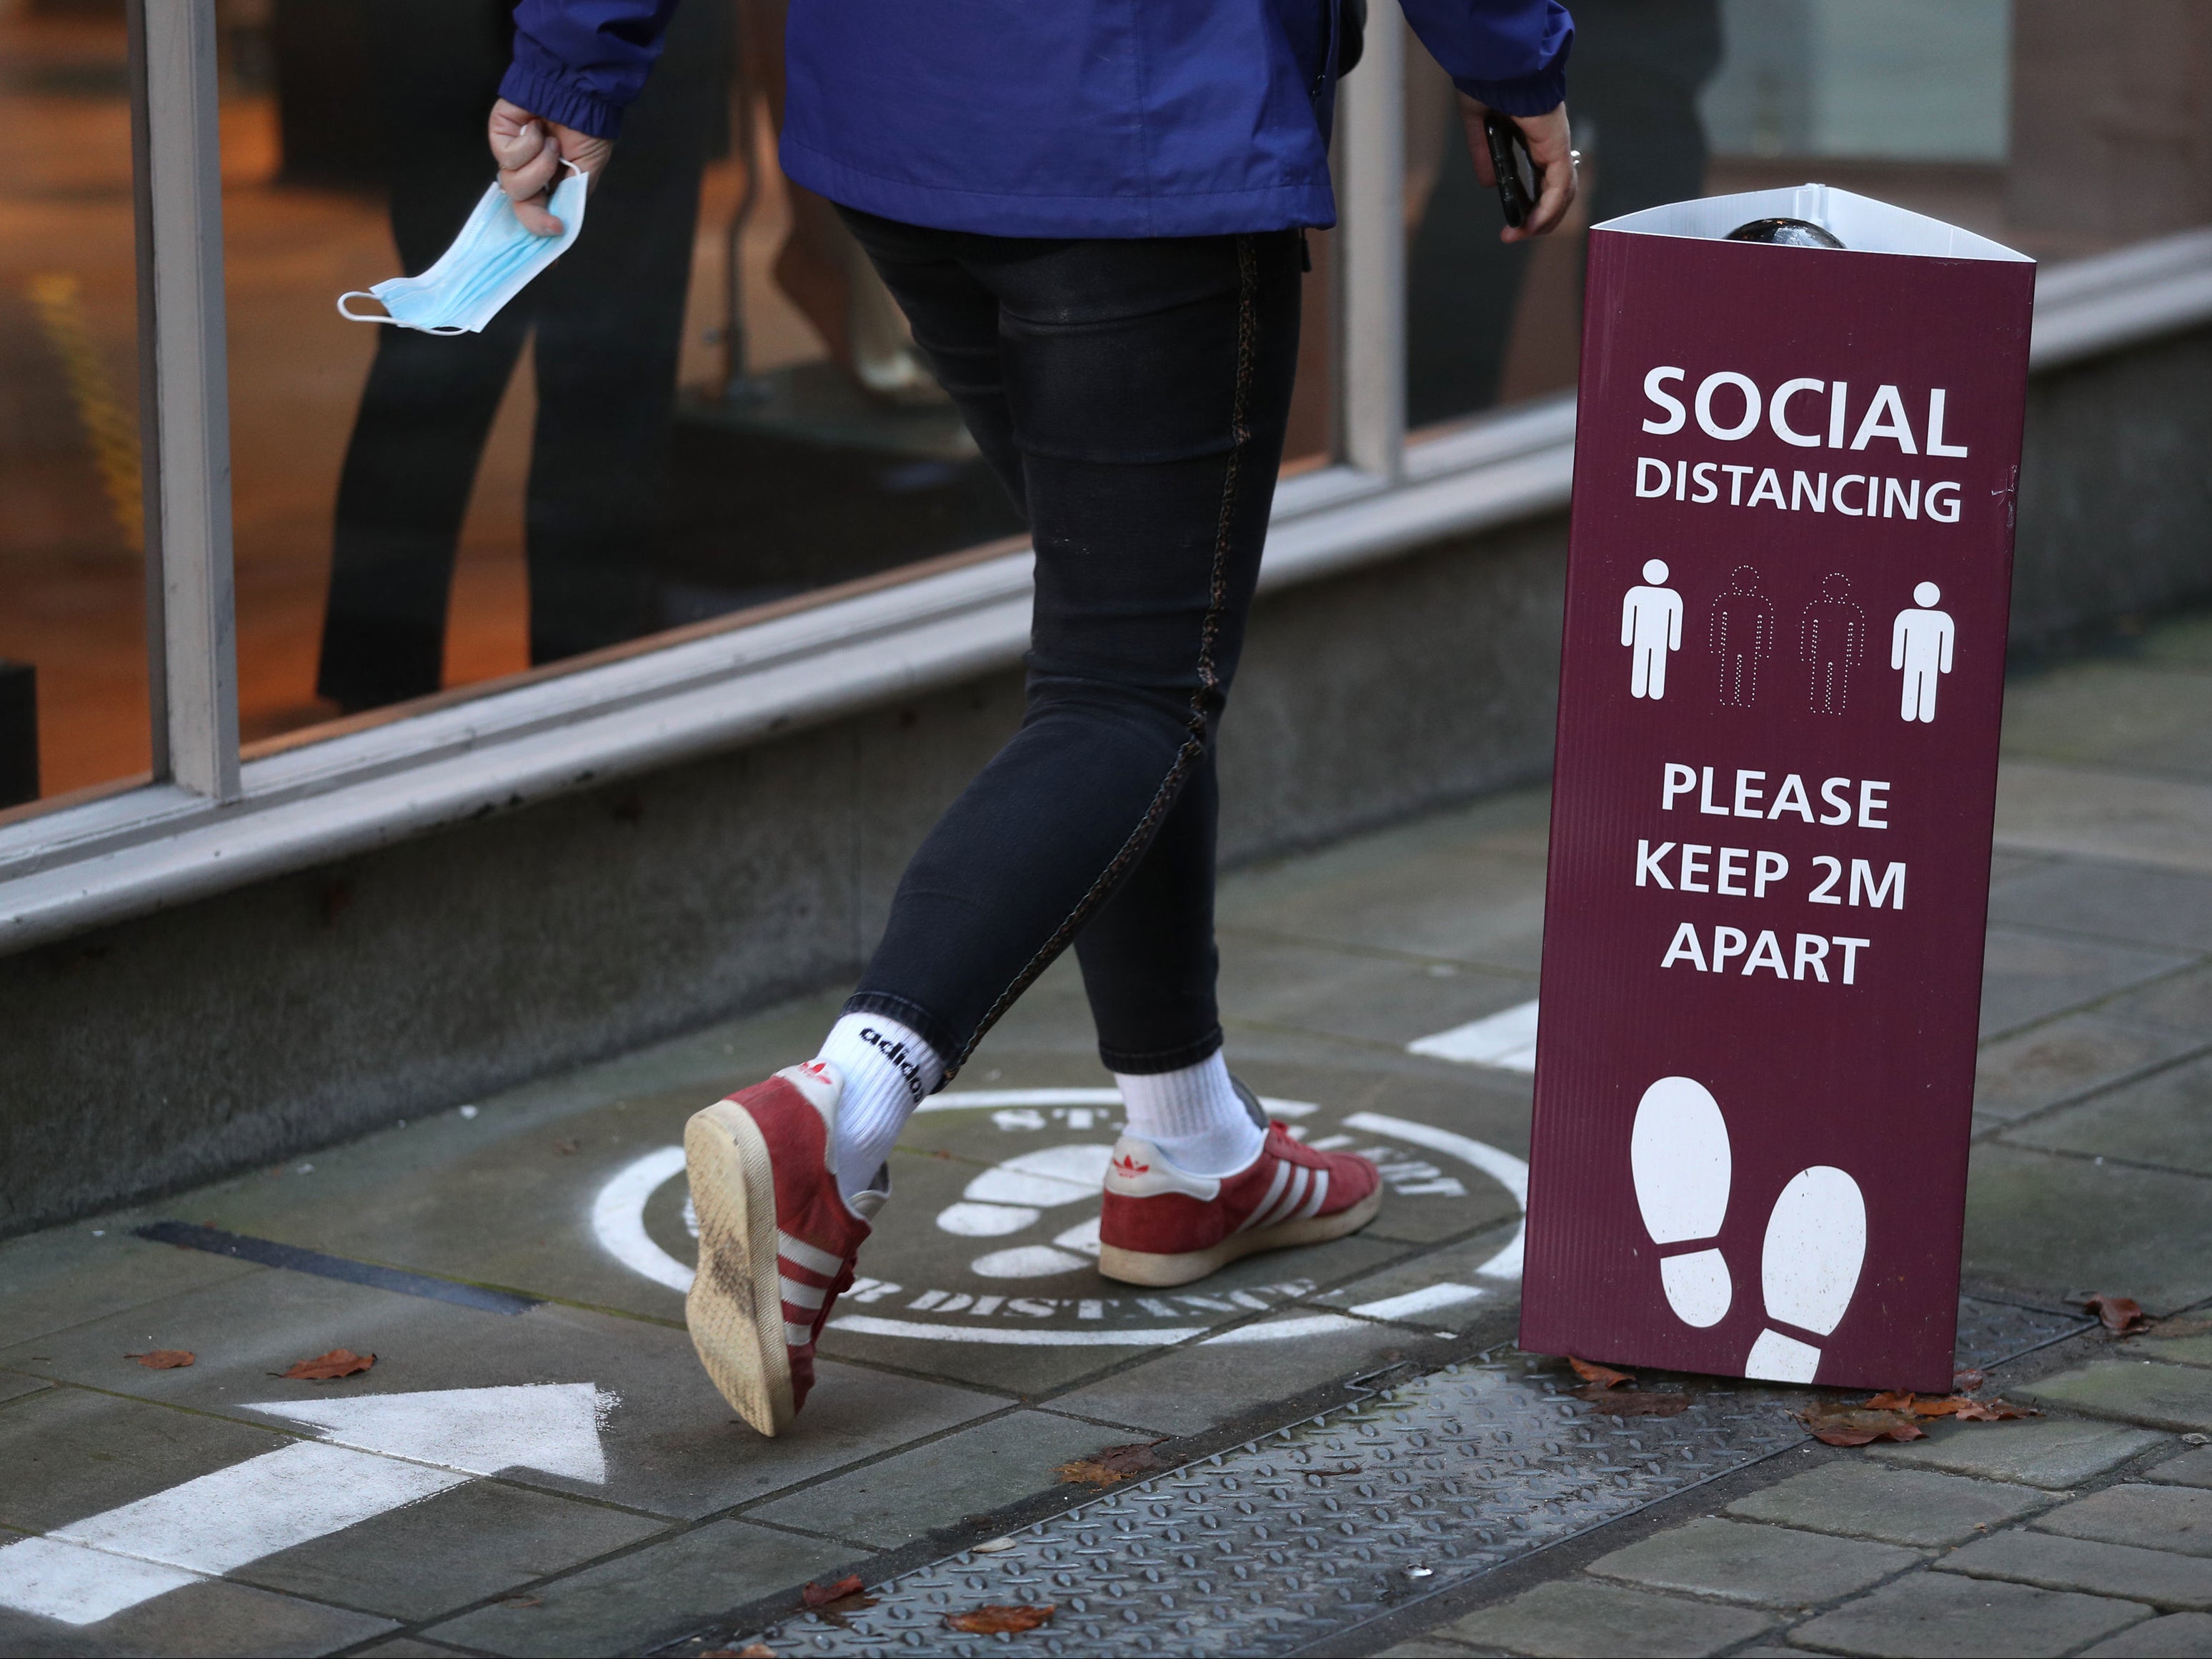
top-left (0, 609), bottom-right (2208, 1655)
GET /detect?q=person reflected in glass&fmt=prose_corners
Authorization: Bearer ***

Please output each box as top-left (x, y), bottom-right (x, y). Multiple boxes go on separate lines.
top-left (316, 0), bottom-right (729, 714)
top-left (1408, 0), bottom-right (1718, 423)
top-left (488, 0), bottom-right (1574, 1435)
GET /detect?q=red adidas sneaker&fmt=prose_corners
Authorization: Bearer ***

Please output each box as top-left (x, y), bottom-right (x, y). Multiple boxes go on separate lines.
top-left (683, 1062), bottom-right (885, 1436)
top-left (1097, 1120), bottom-right (1383, 1287)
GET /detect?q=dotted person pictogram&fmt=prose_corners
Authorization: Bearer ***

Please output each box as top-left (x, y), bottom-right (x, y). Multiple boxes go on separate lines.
top-left (1801, 572), bottom-right (1866, 715)
top-left (1708, 564), bottom-right (1775, 707)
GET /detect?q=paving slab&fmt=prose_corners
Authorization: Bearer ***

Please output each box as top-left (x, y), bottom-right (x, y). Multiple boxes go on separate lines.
top-left (0, 1570), bottom-right (396, 1658)
top-left (745, 1409), bottom-right (1117, 1550)
top-left (1867, 1418), bottom-right (2171, 1489)
top-left (1962, 1145), bottom-right (2212, 1314)
top-left (1789, 1571), bottom-right (2150, 1658)
top-left (1724, 1463), bottom-right (2048, 1548)
top-left (1940, 1530), bottom-right (2212, 1610)
top-left (2147, 1447), bottom-right (2212, 1488)
top-left (355, 1643), bottom-right (474, 1658)
top-left (1584, 1518), bottom-right (1920, 1610)
top-left (1376, 1640), bottom-right (1480, 1658)
top-left (1313, 1220), bottom-right (1523, 1330)
top-left (2083, 1612), bottom-right (2212, 1656)
top-left (2008, 1055), bottom-right (2212, 1176)
top-left (1987, 862), bottom-right (2212, 955)
top-left (1041, 1310), bottom-right (1443, 1436)
top-left (1972, 1015), bottom-right (2208, 1122)
top-left (0, 1265), bottom-right (1000, 1519)
top-left (2103, 965), bottom-right (2212, 1037)
top-left (1999, 661), bottom-right (2212, 783)
top-left (2036, 1483), bottom-right (2212, 1558)
top-left (1214, 788), bottom-right (1550, 970)
top-left (1994, 761), bottom-right (2212, 878)
top-left (1978, 927), bottom-right (2193, 1042)
top-left (0, 1374), bottom-right (52, 1407)
top-left (2126, 1332), bottom-right (2212, 1371)
top-left (0, 1226), bottom-right (264, 1348)
top-left (1424, 1577), bottom-right (1775, 1657)
top-left (422, 1518), bottom-right (851, 1658)
top-left (1216, 933), bottom-right (1537, 1050)
top-left (0, 1386), bottom-right (296, 1535)
top-left (231, 1476), bottom-right (669, 1623)
top-left (2018, 1364), bottom-right (2212, 1435)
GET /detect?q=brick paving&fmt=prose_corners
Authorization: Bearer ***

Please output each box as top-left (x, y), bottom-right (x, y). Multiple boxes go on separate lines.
top-left (1, 608), bottom-right (2209, 1655)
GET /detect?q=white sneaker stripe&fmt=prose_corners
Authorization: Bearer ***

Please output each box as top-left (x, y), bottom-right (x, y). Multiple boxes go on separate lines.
top-left (1261, 1167), bottom-right (1310, 1230)
top-left (1235, 1160), bottom-right (1294, 1233)
top-left (1295, 1167), bottom-right (1330, 1221)
top-left (780, 1276), bottom-right (827, 1312)
top-left (777, 1230), bottom-right (844, 1277)
top-left (783, 1320), bottom-right (816, 1348)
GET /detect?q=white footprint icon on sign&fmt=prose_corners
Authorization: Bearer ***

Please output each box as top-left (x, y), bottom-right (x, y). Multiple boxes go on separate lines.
top-left (1743, 1167), bottom-right (1867, 1383)
top-left (1630, 1076), bottom-right (1733, 1327)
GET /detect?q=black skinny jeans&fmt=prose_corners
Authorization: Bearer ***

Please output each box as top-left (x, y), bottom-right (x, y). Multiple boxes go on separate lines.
top-left (837, 210), bottom-right (1303, 1079)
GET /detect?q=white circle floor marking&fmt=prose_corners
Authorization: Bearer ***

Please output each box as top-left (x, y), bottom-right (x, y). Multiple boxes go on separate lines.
top-left (588, 1089), bottom-right (1527, 1344)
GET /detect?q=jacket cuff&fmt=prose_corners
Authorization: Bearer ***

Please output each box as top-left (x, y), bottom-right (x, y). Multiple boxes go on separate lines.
top-left (497, 64), bottom-right (624, 140)
top-left (1454, 62), bottom-right (1568, 117)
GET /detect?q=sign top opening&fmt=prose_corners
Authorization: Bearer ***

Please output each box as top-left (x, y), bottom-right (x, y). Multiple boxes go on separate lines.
top-left (1597, 185), bottom-right (2032, 264)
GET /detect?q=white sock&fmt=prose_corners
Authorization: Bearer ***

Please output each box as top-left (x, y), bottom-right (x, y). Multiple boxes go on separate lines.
top-left (1114, 1050), bottom-right (1265, 1177)
top-left (817, 1013), bottom-right (943, 1203)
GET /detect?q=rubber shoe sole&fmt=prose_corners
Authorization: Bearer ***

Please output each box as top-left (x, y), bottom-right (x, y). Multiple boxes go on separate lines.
top-left (1096, 1185), bottom-right (1384, 1288)
top-left (683, 1100), bottom-right (796, 1436)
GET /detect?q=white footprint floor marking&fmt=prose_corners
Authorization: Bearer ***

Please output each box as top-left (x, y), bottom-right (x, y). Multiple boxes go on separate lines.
top-left (1630, 1076), bottom-right (1734, 1327)
top-left (1629, 1074), bottom-right (1870, 1382)
top-left (1744, 1165), bottom-right (1867, 1383)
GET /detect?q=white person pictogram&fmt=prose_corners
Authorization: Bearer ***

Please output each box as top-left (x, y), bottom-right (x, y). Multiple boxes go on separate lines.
top-left (1892, 582), bottom-right (1956, 723)
top-left (1801, 572), bottom-right (1867, 714)
top-left (1708, 564), bottom-right (1775, 707)
top-left (1621, 559), bottom-right (1683, 699)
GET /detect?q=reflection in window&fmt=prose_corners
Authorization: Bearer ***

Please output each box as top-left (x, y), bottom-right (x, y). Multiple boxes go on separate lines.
top-left (224, 0), bottom-right (1037, 743)
top-left (1404, 0), bottom-right (2209, 434)
top-left (0, 0), bottom-right (148, 804)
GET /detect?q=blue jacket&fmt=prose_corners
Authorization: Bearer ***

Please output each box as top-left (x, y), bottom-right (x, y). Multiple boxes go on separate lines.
top-left (502, 1), bottom-right (1572, 238)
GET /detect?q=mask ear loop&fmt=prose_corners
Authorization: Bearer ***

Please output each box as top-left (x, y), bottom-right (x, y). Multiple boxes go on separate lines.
top-left (336, 292), bottom-right (395, 324)
top-left (337, 292), bottom-right (468, 334)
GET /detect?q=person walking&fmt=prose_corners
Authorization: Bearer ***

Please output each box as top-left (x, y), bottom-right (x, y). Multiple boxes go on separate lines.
top-left (490, 0), bottom-right (1576, 1435)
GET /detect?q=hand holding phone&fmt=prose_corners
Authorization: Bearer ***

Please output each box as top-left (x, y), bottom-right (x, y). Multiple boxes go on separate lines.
top-left (1483, 111), bottom-right (1538, 230)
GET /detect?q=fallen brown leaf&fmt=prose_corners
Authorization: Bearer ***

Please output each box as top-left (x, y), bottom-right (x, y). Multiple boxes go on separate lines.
top-left (1056, 1440), bottom-right (1169, 1487)
top-left (1569, 1356), bottom-right (1635, 1389)
top-left (1952, 1367), bottom-right (1988, 1394)
top-left (1949, 1397), bottom-right (2039, 1422)
top-left (126, 1350), bottom-right (194, 1369)
top-left (279, 1348), bottom-right (375, 1380)
top-left (1578, 1387), bottom-right (1692, 1416)
top-left (1864, 1390), bottom-right (1917, 1412)
top-left (1799, 1401), bottom-right (1927, 1446)
top-left (2082, 1293), bottom-right (2149, 1334)
top-left (800, 1576), bottom-right (863, 1609)
top-left (945, 1603), bottom-right (1055, 1635)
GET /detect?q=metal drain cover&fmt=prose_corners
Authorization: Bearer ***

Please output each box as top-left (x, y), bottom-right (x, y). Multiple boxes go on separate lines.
top-left (727, 1296), bottom-right (2084, 1657)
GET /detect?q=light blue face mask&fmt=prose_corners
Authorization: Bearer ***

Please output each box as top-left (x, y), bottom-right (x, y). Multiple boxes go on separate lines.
top-left (339, 164), bottom-right (588, 334)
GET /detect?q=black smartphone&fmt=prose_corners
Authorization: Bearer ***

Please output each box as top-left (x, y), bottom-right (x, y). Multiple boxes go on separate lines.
top-left (1483, 111), bottom-right (1538, 229)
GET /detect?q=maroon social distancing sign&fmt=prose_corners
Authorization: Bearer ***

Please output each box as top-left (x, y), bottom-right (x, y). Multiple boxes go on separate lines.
top-left (1520, 188), bottom-right (2036, 1392)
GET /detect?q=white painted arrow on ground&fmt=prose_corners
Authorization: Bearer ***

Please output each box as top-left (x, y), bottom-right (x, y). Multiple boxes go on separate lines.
top-left (0, 1382), bottom-right (613, 1627)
